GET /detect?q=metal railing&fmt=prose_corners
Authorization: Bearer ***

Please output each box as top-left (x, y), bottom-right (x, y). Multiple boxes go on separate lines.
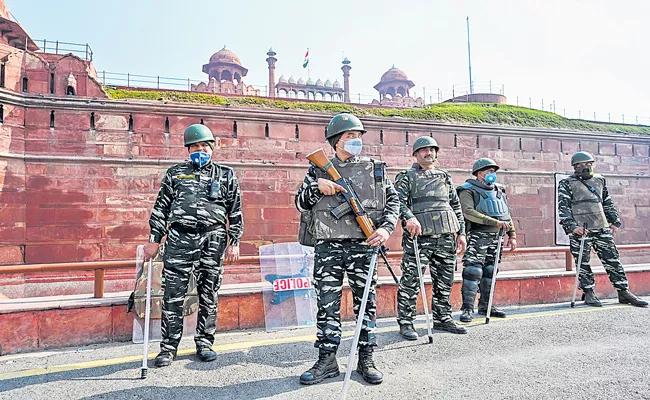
top-left (34, 39), bottom-right (93, 61)
top-left (1, 244), bottom-right (649, 299)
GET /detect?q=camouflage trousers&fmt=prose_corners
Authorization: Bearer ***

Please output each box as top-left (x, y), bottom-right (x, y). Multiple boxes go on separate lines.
top-left (397, 233), bottom-right (456, 325)
top-left (461, 231), bottom-right (503, 311)
top-left (570, 228), bottom-right (628, 291)
top-left (313, 239), bottom-right (378, 353)
top-left (161, 226), bottom-right (227, 353)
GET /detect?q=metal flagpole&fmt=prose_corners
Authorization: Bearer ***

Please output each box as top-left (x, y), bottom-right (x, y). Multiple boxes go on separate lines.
top-left (466, 16), bottom-right (473, 95)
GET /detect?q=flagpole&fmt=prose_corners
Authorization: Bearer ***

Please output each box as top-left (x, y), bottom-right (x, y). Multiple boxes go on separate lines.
top-left (307, 48), bottom-right (310, 79)
top-left (466, 17), bottom-right (473, 95)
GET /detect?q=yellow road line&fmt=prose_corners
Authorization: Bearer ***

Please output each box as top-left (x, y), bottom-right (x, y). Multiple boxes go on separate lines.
top-left (0, 303), bottom-right (626, 381)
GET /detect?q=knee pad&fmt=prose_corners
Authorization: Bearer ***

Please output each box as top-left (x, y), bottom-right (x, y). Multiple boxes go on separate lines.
top-left (483, 265), bottom-right (495, 279)
top-left (462, 265), bottom-right (483, 281)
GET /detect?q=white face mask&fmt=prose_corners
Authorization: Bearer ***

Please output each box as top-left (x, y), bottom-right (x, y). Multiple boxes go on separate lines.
top-left (342, 138), bottom-right (363, 156)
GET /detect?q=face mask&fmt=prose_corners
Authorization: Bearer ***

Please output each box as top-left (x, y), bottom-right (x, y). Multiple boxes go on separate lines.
top-left (190, 151), bottom-right (211, 168)
top-left (342, 138), bottom-right (363, 156)
top-left (576, 166), bottom-right (593, 180)
top-left (485, 172), bottom-right (497, 183)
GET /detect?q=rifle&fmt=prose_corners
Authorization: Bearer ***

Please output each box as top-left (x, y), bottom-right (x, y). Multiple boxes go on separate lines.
top-left (306, 148), bottom-right (399, 284)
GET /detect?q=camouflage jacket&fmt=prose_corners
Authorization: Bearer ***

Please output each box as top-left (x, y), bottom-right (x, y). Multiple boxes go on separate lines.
top-left (295, 155), bottom-right (400, 236)
top-left (149, 161), bottom-right (243, 246)
top-left (557, 174), bottom-right (621, 234)
top-left (394, 163), bottom-right (466, 235)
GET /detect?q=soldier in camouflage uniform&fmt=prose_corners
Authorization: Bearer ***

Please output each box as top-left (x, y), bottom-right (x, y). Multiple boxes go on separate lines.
top-left (296, 113), bottom-right (400, 385)
top-left (558, 151), bottom-right (647, 307)
top-left (143, 124), bottom-right (244, 367)
top-left (457, 158), bottom-right (517, 323)
top-left (395, 136), bottom-right (468, 340)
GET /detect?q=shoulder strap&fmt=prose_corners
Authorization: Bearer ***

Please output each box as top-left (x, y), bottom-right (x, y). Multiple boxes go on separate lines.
top-left (577, 179), bottom-right (602, 203)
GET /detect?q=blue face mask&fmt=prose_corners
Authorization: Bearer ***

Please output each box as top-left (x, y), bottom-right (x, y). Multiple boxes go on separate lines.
top-left (190, 151), bottom-right (211, 168)
top-left (343, 138), bottom-right (363, 156)
top-left (485, 172), bottom-right (497, 183)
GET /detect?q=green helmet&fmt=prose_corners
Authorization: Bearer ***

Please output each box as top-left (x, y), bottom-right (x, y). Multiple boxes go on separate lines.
top-left (412, 136), bottom-right (439, 155)
top-left (472, 158), bottom-right (500, 175)
top-left (571, 151), bottom-right (595, 166)
top-left (184, 124), bottom-right (215, 147)
top-left (325, 113), bottom-right (366, 147)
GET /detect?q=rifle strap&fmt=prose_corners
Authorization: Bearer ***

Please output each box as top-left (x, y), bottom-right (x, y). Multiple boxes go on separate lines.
top-left (319, 160), bottom-right (334, 174)
top-left (374, 162), bottom-right (383, 183)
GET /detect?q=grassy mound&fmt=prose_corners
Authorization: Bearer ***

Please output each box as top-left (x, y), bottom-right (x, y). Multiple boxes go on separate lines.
top-left (105, 88), bottom-right (650, 135)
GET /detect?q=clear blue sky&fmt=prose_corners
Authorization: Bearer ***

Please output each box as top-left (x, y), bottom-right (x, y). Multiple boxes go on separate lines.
top-left (9, 0), bottom-right (650, 124)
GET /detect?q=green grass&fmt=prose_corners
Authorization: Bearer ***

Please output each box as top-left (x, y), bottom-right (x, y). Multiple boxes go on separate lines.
top-left (105, 88), bottom-right (650, 135)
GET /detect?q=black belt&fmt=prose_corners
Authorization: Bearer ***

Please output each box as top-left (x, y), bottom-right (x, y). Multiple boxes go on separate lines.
top-left (171, 223), bottom-right (221, 234)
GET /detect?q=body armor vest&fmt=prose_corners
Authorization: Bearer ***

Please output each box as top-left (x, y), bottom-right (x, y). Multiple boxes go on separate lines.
top-left (311, 158), bottom-right (386, 240)
top-left (407, 167), bottom-right (460, 235)
top-left (567, 175), bottom-right (608, 229)
top-left (459, 180), bottom-right (511, 221)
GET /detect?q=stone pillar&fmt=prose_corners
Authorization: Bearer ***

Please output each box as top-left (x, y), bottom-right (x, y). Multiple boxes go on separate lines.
top-left (266, 48), bottom-right (277, 98)
top-left (341, 57), bottom-right (351, 103)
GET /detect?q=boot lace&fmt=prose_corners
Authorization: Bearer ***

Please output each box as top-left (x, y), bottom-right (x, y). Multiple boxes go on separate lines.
top-left (310, 352), bottom-right (331, 371)
top-left (359, 352), bottom-right (376, 370)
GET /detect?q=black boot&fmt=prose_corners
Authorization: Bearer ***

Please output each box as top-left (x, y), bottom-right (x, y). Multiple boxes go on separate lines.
top-left (478, 306), bottom-right (507, 318)
top-left (154, 351), bottom-right (175, 368)
top-left (433, 320), bottom-right (467, 334)
top-left (460, 308), bottom-right (473, 323)
top-left (357, 346), bottom-right (383, 384)
top-left (399, 324), bottom-right (419, 341)
top-left (618, 290), bottom-right (649, 307)
top-left (583, 289), bottom-right (602, 307)
top-left (300, 350), bottom-right (340, 385)
top-left (197, 347), bottom-right (217, 362)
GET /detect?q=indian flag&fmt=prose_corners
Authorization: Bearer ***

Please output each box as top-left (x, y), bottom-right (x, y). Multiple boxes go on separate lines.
top-left (303, 49), bottom-right (309, 68)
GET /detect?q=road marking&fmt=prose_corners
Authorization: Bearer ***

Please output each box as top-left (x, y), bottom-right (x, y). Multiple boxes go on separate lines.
top-left (0, 303), bottom-right (629, 381)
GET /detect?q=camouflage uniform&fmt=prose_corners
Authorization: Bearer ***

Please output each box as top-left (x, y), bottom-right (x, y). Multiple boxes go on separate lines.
top-left (558, 174), bottom-right (628, 291)
top-left (457, 179), bottom-right (516, 312)
top-left (395, 164), bottom-right (465, 326)
top-left (295, 156), bottom-right (400, 353)
top-left (149, 160), bottom-right (243, 353)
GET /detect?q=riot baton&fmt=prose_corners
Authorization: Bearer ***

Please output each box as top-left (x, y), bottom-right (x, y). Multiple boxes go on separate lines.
top-left (412, 236), bottom-right (433, 344)
top-left (485, 228), bottom-right (504, 325)
top-left (140, 258), bottom-right (153, 379)
top-left (570, 223), bottom-right (588, 308)
top-left (341, 246), bottom-right (380, 400)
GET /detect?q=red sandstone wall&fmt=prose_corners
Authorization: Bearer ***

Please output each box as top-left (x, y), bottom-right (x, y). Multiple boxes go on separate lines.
top-left (1, 99), bottom-right (649, 270)
top-left (0, 44), bottom-right (106, 98)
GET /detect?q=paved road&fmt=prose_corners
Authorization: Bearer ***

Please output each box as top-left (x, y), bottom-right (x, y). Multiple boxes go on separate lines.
top-left (1, 298), bottom-right (649, 400)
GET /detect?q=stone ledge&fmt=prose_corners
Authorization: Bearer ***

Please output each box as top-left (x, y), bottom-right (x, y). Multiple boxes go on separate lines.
top-left (2, 264), bottom-right (648, 314)
top-left (2, 266), bottom-right (649, 355)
